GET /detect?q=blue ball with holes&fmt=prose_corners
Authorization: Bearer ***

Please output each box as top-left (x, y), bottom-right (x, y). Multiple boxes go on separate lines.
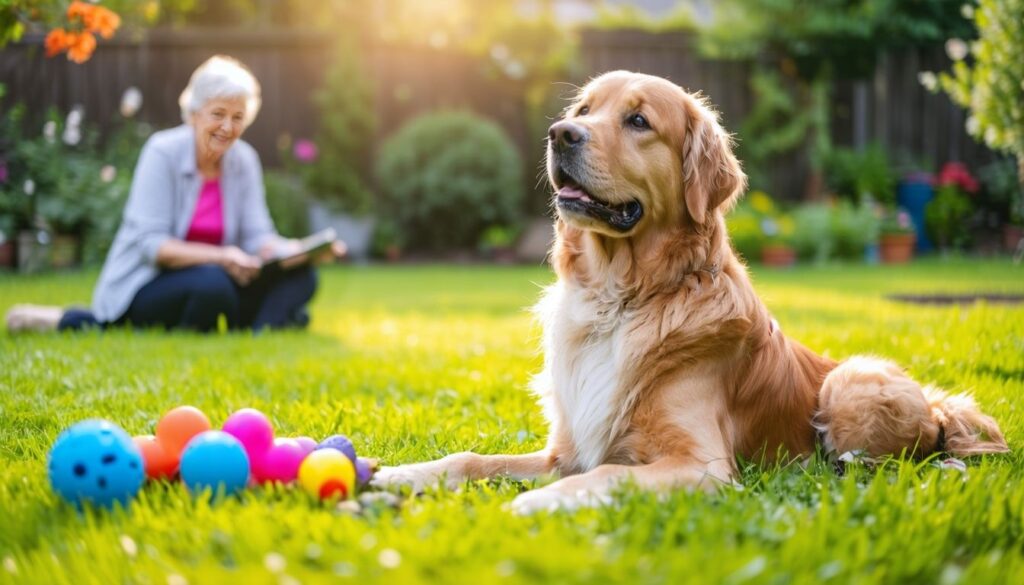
top-left (48, 419), bottom-right (145, 509)
top-left (179, 431), bottom-right (250, 496)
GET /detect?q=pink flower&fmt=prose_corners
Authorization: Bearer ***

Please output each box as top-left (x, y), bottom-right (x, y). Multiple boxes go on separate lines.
top-left (293, 139), bottom-right (318, 163)
top-left (897, 211), bottom-right (911, 229)
top-left (937, 162), bottom-right (979, 194)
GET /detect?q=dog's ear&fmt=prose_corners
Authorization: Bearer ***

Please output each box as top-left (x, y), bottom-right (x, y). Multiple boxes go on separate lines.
top-left (681, 99), bottom-right (746, 225)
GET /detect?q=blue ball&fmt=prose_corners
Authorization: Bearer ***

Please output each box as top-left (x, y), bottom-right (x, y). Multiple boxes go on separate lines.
top-left (179, 431), bottom-right (250, 495)
top-left (48, 419), bottom-right (144, 509)
top-left (315, 434), bottom-right (356, 464)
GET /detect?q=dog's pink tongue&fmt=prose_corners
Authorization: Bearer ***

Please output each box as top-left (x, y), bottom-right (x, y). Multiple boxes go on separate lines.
top-left (558, 186), bottom-right (591, 202)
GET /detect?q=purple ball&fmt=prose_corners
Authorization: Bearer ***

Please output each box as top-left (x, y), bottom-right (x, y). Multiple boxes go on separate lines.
top-left (315, 434), bottom-right (356, 463)
top-left (355, 457), bottom-right (373, 486)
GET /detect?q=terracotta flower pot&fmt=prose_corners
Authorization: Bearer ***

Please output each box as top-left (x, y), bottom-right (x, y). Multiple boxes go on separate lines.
top-left (880, 233), bottom-right (916, 264)
top-left (761, 244), bottom-right (796, 267)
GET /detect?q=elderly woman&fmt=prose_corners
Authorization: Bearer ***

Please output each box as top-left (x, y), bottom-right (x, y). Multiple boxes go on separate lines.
top-left (7, 55), bottom-right (339, 333)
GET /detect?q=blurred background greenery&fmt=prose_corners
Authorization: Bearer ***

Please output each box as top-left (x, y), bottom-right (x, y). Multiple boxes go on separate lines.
top-left (0, 0), bottom-right (1022, 269)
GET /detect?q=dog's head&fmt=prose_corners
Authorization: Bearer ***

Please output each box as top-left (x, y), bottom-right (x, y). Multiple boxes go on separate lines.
top-left (548, 71), bottom-right (746, 237)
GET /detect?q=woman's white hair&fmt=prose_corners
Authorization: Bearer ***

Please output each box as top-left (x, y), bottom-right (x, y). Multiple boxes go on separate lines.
top-left (178, 55), bottom-right (262, 127)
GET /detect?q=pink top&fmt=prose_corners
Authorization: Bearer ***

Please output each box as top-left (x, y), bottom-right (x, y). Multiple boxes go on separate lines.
top-left (184, 179), bottom-right (224, 245)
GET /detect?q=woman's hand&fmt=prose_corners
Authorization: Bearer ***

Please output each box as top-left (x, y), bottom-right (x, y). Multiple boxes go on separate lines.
top-left (219, 246), bottom-right (261, 286)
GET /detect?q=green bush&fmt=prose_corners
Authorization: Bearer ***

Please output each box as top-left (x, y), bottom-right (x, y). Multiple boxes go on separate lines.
top-left (264, 170), bottom-right (310, 239)
top-left (926, 185), bottom-right (973, 250)
top-left (306, 42), bottom-right (375, 215)
top-left (375, 111), bottom-right (524, 252)
top-left (824, 144), bottom-right (897, 205)
top-left (831, 200), bottom-right (880, 259)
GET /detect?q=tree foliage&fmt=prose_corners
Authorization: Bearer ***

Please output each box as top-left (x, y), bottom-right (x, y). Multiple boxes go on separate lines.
top-left (938, 0), bottom-right (1024, 186)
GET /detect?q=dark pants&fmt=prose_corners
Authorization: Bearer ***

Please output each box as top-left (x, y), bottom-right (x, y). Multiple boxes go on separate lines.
top-left (58, 264), bottom-right (317, 332)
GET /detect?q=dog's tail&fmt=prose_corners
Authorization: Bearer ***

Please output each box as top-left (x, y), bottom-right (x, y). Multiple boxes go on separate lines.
top-left (816, 356), bottom-right (1008, 458)
top-left (923, 386), bottom-right (1009, 456)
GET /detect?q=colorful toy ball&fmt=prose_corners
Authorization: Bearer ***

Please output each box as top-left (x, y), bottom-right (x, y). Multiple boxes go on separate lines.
top-left (133, 405), bottom-right (212, 480)
top-left (315, 434), bottom-right (356, 464)
top-left (222, 408), bottom-right (274, 462)
top-left (298, 449), bottom-right (355, 500)
top-left (294, 436), bottom-right (317, 455)
top-left (355, 457), bottom-right (373, 487)
top-left (179, 431), bottom-right (250, 496)
top-left (253, 438), bottom-right (307, 485)
top-left (132, 435), bottom-right (177, 480)
top-left (156, 406), bottom-right (211, 455)
top-left (48, 419), bottom-right (145, 508)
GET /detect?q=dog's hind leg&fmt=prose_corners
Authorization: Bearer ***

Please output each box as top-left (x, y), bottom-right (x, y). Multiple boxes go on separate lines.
top-left (815, 356), bottom-right (1008, 458)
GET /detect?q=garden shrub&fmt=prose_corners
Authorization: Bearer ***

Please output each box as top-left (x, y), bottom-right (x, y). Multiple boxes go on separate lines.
top-left (375, 111), bottom-right (524, 252)
top-left (264, 170), bottom-right (310, 239)
top-left (306, 42), bottom-right (375, 215)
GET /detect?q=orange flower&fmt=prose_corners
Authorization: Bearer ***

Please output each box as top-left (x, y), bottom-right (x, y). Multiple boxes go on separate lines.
top-left (88, 6), bottom-right (121, 39)
top-left (65, 31), bottom-right (97, 64)
top-left (44, 28), bottom-right (71, 57)
top-left (66, 1), bottom-right (93, 22)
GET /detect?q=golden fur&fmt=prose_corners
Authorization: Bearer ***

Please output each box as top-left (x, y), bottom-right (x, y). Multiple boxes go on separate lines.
top-left (372, 71), bottom-right (1008, 513)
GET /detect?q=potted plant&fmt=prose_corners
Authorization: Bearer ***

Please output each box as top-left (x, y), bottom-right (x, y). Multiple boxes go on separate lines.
top-left (760, 212), bottom-right (797, 267)
top-left (925, 163), bottom-right (976, 253)
top-left (879, 209), bottom-right (916, 263)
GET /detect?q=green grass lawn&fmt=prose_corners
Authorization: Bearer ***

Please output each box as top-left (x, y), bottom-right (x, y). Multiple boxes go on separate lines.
top-left (1, 260), bottom-right (1023, 584)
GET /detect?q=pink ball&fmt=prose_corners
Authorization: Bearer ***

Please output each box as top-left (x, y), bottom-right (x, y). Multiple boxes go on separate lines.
top-left (294, 436), bottom-right (317, 454)
top-left (253, 438), bottom-right (307, 484)
top-left (222, 408), bottom-right (274, 461)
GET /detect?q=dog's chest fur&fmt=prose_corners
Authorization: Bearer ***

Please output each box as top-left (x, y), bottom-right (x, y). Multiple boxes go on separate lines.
top-left (535, 281), bottom-right (633, 472)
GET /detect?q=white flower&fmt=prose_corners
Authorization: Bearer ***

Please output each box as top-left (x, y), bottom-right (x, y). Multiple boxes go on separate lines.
top-left (43, 120), bottom-right (57, 142)
top-left (966, 116), bottom-right (980, 135)
top-left (100, 165), bottom-right (117, 183)
top-left (263, 552), bottom-right (286, 573)
top-left (120, 87), bottom-right (143, 118)
top-left (23, 179), bottom-right (35, 196)
top-left (961, 4), bottom-right (974, 19)
top-left (66, 105), bottom-right (84, 128)
top-left (945, 38), bottom-right (968, 61)
top-left (917, 71), bottom-right (937, 91)
top-left (984, 127), bottom-right (999, 147)
top-left (62, 126), bottom-right (81, 146)
top-left (378, 548), bottom-right (401, 569)
top-left (119, 535), bottom-right (137, 557)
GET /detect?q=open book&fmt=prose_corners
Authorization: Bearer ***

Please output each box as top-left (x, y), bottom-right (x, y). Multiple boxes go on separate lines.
top-left (261, 228), bottom-right (337, 272)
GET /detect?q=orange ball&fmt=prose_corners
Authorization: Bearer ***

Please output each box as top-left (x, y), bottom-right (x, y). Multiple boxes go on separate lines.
top-left (156, 406), bottom-right (211, 456)
top-left (133, 435), bottom-right (178, 479)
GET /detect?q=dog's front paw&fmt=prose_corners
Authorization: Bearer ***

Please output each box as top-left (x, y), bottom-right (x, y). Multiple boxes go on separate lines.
top-left (369, 463), bottom-right (455, 493)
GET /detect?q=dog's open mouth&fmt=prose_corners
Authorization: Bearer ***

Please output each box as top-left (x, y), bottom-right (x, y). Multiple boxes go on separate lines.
top-left (555, 168), bottom-right (643, 232)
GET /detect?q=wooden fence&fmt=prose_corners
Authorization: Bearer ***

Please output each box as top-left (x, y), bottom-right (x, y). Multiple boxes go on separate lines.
top-left (1, 28), bottom-right (997, 204)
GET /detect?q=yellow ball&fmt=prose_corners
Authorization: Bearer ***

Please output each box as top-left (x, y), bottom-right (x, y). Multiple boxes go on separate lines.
top-left (298, 449), bottom-right (356, 500)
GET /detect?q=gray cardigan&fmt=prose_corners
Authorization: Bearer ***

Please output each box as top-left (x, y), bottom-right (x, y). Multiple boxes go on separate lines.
top-left (91, 125), bottom-right (278, 323)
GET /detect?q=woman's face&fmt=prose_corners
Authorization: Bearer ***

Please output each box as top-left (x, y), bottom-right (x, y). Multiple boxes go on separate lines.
top-left (192, 96), bottom-right (247, 160)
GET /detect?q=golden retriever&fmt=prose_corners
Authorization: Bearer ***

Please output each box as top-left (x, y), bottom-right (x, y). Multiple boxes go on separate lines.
top-left (372, 71), bottom-right (1008, 513)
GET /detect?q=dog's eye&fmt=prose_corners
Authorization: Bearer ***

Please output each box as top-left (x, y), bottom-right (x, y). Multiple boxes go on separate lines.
top-left (628, 113), bottom-right (650, 129)
top-left (577, 105), bottom-right (589, 116)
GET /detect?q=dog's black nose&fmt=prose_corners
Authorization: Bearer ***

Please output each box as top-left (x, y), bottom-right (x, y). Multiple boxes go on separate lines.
top-left (548, 121), bottom-right (588, 152)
